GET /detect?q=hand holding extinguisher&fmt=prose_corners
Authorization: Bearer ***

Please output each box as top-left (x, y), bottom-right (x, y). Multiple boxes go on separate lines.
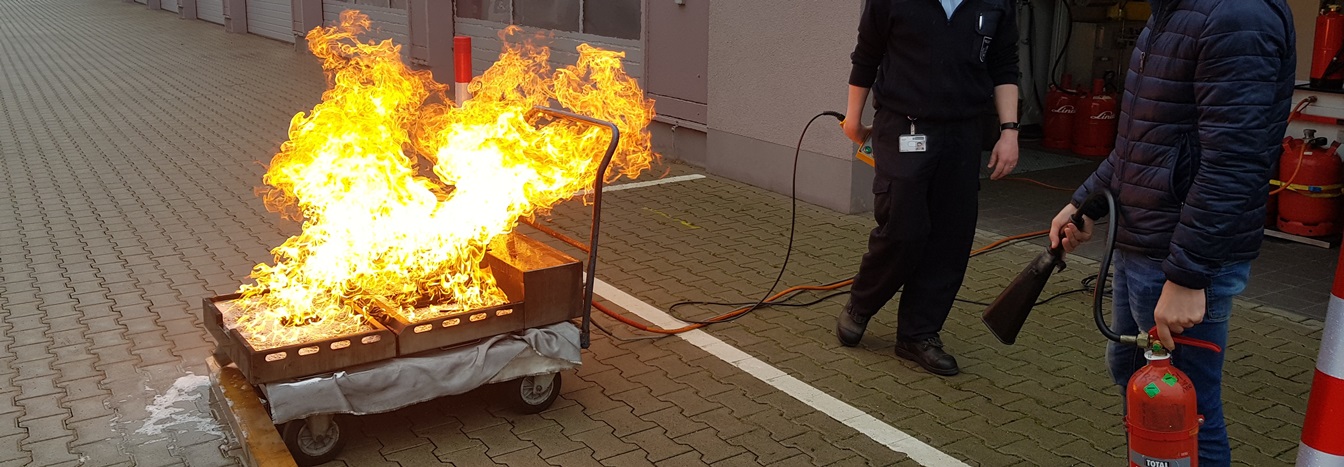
top-left (1071, 188), bottom-right (1222, 467)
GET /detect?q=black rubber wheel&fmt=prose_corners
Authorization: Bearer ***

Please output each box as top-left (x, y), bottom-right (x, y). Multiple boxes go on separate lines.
top-left (510, 373), bottom-right (561, 414)
top-left (280, 416), bottom-right (345, 466)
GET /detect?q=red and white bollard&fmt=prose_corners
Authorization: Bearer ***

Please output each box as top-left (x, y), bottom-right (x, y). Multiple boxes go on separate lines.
top-left (453, 36), bottom-right (472, 104)
top-left (1298, 247), bottom-right (1344, 466)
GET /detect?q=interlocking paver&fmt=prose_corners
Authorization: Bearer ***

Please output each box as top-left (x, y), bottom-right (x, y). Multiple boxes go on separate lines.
top-left (544, 447), bottom-right (605, 467)
top-left (432, 439), bottom-right (500, 466)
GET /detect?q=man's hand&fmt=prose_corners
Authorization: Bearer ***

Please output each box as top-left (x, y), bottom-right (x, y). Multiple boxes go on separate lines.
top-left (1049, 204), bottom-right (1094, 254)
top-left (988, 130), bottom-right (1019, 180)
top-left (1153, 281), bottom-right (1206, 351)
top-left (843, 118), bottom-right (872, 145)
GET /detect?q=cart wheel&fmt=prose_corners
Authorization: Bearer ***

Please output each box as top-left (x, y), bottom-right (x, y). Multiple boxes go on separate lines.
top-left (281, 414), bottom-right (345, 466)
top-left (510, 373), bottom-right (561, 414)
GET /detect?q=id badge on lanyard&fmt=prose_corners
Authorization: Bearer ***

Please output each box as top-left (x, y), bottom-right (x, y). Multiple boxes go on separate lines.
top-left (898, 117), bottom-right (927, 153)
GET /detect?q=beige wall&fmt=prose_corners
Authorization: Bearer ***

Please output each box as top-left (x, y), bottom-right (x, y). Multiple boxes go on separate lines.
top-left (703, 2), bottom-right (870, 213)
top-left (1291, 0), bottom-right (1315, 81)
top-left (707, 2), bottom-right (857, 161)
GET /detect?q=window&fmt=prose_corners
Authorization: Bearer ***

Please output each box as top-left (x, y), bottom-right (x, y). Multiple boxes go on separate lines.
top-left (515, 0), bottom-right (580, 33)
top-left (456, 0), bottom-right (640, 40)
top-left (583, 0), bottom-right (640, 40)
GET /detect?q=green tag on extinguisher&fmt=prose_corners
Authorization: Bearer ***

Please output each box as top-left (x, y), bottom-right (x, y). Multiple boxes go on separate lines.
top-left (1163, 373), bottom-right (1178, 386)
top-left (1144, 382), bottom-right (1160, 398)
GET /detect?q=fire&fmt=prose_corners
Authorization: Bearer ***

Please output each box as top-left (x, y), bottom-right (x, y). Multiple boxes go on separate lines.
top-left (233, 11), bottom-right (656, 350)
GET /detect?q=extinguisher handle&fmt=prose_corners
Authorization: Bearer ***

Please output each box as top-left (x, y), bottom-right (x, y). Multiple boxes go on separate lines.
top-left (1146, 326), bottom-right (1223, 353)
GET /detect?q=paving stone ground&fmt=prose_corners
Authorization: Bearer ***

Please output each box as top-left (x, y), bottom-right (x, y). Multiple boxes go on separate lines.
top-left (0, 1), bottom-right (1324, 466)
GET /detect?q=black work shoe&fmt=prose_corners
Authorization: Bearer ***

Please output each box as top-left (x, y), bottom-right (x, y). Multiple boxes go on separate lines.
top-left (835, 306), bottom-right (869, 347)
top-left (894, 337), bottom-right (960, 376)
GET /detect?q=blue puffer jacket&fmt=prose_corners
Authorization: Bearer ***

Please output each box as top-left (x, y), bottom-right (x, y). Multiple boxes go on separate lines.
top-left (1071, 0), bottom-right (1296, 290)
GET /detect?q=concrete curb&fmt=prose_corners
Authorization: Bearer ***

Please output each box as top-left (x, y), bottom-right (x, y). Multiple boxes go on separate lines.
top-left (207, 356), bottom-right (298, 467)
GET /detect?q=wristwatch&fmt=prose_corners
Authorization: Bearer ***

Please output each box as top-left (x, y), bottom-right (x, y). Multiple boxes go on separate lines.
top-left (1000, 122), bottom-right (1020, 131)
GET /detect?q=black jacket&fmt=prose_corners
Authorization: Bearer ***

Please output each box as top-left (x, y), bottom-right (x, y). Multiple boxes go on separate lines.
top-left (1071, 0), bottom-right (1296, 289)
top-left (849, 0), bottom-right (1020, 121)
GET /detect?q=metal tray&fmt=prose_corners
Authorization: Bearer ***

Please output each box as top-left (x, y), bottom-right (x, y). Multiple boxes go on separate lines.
top-left (203, 293), bottom-right (397, 385)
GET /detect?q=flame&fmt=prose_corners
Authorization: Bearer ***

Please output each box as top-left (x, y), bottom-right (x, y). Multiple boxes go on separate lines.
top-left (232, 12), bottom-right (656, 350)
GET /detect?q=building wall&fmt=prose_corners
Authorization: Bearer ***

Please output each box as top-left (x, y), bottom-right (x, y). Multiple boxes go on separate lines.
top-left (703, 2), bottom-right (869, 213)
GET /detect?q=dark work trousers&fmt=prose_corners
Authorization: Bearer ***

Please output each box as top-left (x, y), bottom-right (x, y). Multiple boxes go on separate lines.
top-left (848, 110), bottom-right (983, 342)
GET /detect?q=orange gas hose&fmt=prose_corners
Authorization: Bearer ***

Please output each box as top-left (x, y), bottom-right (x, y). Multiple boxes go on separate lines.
top-left (1004, 177), bottom-right (1073, 192)
top-left (594, 229), bottom-right (1052, 335)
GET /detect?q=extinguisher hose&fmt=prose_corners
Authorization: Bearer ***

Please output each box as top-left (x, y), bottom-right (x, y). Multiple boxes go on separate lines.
top-left (1085, 188), bottom-right (1124, 343)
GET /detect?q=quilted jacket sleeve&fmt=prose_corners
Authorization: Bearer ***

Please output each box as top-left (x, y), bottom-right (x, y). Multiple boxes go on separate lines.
top-left (1070, 152), bottom-right (1117, 211)
top-left (1164, 9), bottom-right (1289, 290)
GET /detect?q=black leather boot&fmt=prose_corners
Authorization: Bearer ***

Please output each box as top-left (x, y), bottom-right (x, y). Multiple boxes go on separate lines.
top-left (894, 336), bottom-right (959, 376)
top-left (835, 304), bottom-right (869, 347)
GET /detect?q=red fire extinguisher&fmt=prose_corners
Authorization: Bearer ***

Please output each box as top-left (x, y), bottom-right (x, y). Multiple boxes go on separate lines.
top-left (1312, 4), bottom-right (1344, 90)
top-left (1276, 129), bottom-right (1343, 237)
top-left (1126, 327), bottom-right (1221, 467)
top-left (1060, 190), bottom-right (1218, 467)
top-left (1043, 74), bottom-right (1078, 150)
top-left (1072, 78), bottom-right (1118, 158)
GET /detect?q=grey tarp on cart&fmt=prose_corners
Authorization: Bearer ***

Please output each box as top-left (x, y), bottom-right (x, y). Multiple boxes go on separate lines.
top-left (264, 322), bottom-right (581, 424)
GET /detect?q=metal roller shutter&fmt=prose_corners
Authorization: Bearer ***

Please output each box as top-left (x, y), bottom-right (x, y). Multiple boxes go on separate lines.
top-left (246, 0), bottom-right (294, 43)
top-left (161, 0), bottom-right (178, 12)
top-left (197, 0), bottom-right (225, 25)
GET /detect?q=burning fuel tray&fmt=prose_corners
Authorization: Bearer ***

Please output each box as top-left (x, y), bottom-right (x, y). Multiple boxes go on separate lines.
top-left (204, 293), bottom-right (398, 385)
top-left (370, 232), bottom-right (584, 356)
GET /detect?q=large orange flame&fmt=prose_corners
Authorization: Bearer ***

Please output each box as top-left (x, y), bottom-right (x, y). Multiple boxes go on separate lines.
top-left (233, 12), bottom-right (656, 350)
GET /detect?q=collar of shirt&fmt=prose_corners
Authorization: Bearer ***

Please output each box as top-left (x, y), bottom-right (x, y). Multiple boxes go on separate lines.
top-left (940, 0), bottom-right (963, 20)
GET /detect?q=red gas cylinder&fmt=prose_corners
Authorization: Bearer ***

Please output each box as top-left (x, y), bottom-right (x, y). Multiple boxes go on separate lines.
top-left (1312, 5), bottom-right (1344, 89)
top-left (1043, 74), bottom-right (1078, 150)
top-left (1126, 350), bottom-right (1202, 467)
top-left (1072, 79), bottom-right (1118, 158)
top-left (1278, 129), bottom-right (1343, 237)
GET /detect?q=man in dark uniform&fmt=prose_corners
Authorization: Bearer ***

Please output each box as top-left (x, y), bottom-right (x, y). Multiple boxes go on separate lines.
top-left (837, 0), bottom-right (1020, 376)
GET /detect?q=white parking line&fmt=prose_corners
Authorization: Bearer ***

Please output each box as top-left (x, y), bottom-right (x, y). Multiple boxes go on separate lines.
top-left (575, 174), bottom-right (706, 196)
top-left (592, 280), bottom-right (969, 467)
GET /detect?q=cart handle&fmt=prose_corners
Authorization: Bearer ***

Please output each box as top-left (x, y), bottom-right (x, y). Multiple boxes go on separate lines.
top-left (526, 106), bottom-right (620, 349)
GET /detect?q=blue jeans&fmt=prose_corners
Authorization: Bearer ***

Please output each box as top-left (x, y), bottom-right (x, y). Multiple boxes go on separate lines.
top-left (1107, 249), bottom-right (1251, 467)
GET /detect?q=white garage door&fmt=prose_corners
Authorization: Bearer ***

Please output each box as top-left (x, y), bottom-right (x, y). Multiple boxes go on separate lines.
top-left (197, 0), bottom-right (225, 25)
top-left (246, 0), bottom-right (294, 43)
top-left (161, 0), bottom-right (178, 12)
top-left (322, 1), bottom-right (409, 57)
top-left (135, 0), bottom-right (146, 4)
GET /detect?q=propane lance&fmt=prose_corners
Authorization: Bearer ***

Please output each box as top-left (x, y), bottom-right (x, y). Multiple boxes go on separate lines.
top-left (831, 113), bottom-right (875, 167)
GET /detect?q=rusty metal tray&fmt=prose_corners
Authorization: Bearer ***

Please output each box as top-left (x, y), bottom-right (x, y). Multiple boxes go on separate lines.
top-left (203, 293), bottom-right (398, 385)
top-left (368, 232), bottom-right (584, 356)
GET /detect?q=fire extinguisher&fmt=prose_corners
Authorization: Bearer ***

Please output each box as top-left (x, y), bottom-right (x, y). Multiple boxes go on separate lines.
top-left (1043, 74), bottom-right (1078, 150)
top-left (1126, 326), bottom-right (1222, 467)
top-left (1312, 4), bottom-right (1344, 90)
top-left (1276, 129), bottom-right (1343, 237)
top-left (1065, 189), bottom-right (1217, 467)
top-left (1072, 78), bottom-right (1118, 158)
